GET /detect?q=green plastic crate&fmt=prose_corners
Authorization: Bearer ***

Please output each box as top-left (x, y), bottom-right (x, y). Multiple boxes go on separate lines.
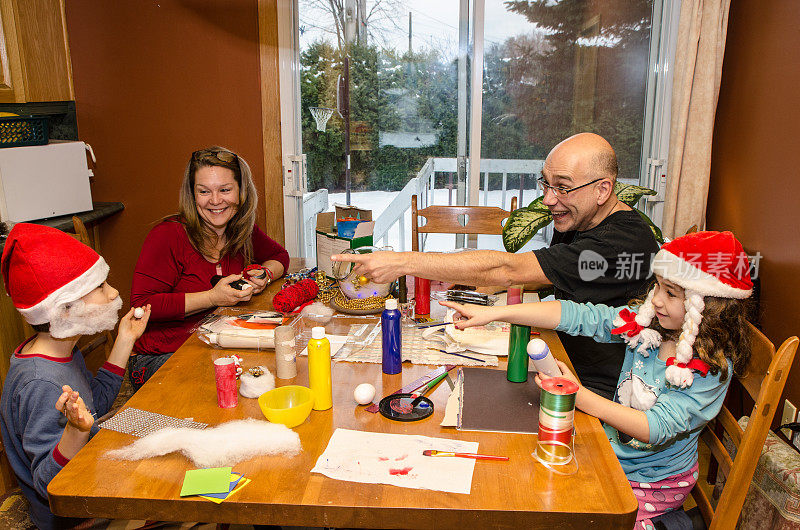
top-left (0, 115), bottom-right (48, 148)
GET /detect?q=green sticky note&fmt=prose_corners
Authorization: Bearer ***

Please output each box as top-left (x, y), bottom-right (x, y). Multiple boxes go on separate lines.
top-left (179, 467), bottom-right (232, 497)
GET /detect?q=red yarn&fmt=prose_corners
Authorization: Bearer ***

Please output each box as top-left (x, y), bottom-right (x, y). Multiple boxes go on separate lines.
top-left (272, 278), bottom-right (319, 313)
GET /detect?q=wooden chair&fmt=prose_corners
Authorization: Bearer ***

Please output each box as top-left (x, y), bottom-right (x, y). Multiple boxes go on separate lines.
top-left (691, 324), bottom-right (798, 529)
top-left (68, 216), bottom-right (114, 370)
top-left (411, 195), bottom-right (517, 252)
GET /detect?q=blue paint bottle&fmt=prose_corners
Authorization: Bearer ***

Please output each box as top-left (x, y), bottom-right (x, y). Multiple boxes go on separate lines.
top-left (381, 298), bottom-right (402, 374)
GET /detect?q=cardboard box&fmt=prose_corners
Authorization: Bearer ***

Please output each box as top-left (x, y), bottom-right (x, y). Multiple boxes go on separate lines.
top-left (315, 208), bottom-right (374, 278)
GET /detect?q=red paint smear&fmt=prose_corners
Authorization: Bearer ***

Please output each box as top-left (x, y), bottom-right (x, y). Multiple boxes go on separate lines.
top-left (395, 454), bottom-right (408, 461)
top-left (378, 457), bottom-right (389, 461)
top-left (389, 467), bottom-right (413, 476)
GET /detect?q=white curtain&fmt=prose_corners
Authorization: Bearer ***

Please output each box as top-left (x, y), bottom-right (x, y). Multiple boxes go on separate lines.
top-left (662, 0), bottom-right (731, 238)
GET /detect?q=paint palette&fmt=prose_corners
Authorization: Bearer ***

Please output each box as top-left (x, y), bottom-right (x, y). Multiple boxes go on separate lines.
top-left (378, 393), bottom-right (434, 422)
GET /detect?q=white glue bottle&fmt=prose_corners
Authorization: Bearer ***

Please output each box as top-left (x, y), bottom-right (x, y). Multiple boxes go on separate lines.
top-left (527, 338), bottom-right (561, 377)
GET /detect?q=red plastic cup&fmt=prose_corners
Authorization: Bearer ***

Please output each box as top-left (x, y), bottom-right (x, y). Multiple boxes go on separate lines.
top-left (213, 357), bottom-right (238, 408)
top-left (507, 285), bottom-right (523, 305)
top-left (414, 277), bottom-right (430, 317)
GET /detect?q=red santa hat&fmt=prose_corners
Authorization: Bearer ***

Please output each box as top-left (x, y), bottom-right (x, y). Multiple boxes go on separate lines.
top-left (613, 231), bottom-right (753, 388)
top-left (1, 223), bottom-right (109, 325)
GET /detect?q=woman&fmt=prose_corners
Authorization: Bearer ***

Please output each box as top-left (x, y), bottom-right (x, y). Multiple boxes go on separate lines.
top-left (130, 146), bottom-right (290, 390)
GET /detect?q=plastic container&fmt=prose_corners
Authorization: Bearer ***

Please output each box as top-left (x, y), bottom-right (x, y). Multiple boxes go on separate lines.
top-left (527, 338), bottom-right (561, 377)
top-left (336, 218), bottom-right (363, 238)
top-left (307, 326), bottom-right (333, 410)
top-left (381, 299), bottom-right (402, 374)
top-left (0, 116), bottom-right (48, 148)
top-left (257, 385), bottom-right (314, 428)
top-left (414, 277), bottom-right (431, 317)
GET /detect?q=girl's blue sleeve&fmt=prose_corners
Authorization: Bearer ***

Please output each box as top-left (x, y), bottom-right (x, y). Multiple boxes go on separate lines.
top-left (555, 300), bottom-right (626, 344)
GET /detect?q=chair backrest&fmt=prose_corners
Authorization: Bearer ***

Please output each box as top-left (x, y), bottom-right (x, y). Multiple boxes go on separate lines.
top-left (70, 216), bottom-right (92, 247)
top-left (691, 323), bottom-right (799, 529)
top-left (411, 195), bottom-right (517, 252)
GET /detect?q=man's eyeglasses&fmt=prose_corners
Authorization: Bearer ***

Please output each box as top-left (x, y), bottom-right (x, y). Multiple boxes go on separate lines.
top-left (537, 176), bottom-right (606, 197)
top-left (192, 149), bottom-right (237, 164)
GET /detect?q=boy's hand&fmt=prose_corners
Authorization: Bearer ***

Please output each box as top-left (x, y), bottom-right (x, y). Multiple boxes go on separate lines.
top-left (117, 304), bottom-right (151, 343)
top-left (535, 360), bottom-right (580, 388)
top-left (56, 385), bottom-right (94, 432)
top-left (439, 300), bottom-right (500, 329)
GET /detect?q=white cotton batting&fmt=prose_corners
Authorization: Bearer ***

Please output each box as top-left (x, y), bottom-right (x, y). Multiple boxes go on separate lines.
top-left (239, 366), bottom-right (276, 398)
top-left (301, 302), bottom-right (335, 324)
top-left (105, 418), bottom-right (301, 468)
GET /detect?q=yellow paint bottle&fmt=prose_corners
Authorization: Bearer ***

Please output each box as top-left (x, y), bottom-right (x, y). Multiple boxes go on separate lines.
top-left (307, 326), bottom-right (332, 410)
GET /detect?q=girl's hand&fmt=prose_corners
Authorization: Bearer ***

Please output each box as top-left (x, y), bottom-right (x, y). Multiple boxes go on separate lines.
top-left (117, 305), bottom-right (151, 343)
top-left (438, 300), bottom-right (500, 329)
top-left (209, 274), bottom-right (254, 306)
top-left (56, 385), bottom-right (94, 432)
top-left (534, 360), bottom-right (580, 388)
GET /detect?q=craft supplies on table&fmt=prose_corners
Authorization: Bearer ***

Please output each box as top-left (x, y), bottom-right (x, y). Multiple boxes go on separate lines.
top-left (451, 367), bottom-right (541, 434)
top-left (381, 298), bottom-right (402, 374)
top-left (99, 408), bottom-right (208, 437)
top-left (213, 357), bottom-right (239, 408)
top-left (274, 325), bottom-right (298, 379)
top-left (311, 429), bottom-right (479, 494)
top-left (414, 277), bottom-right (430, 317)
top-left (337, 324), bottom-right (498, 367)
top-left (365, 365), bottom-right (456, 414)
top-left (307, 327), bottom-right (333, 411)
top-left (197, 309), bottom-right (284, 349)
top-left (534, 377), bottom-right (579, 474)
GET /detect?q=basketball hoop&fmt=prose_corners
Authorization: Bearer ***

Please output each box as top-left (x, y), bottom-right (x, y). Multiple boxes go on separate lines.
top-left (310, 107), bottom-right (335, 132)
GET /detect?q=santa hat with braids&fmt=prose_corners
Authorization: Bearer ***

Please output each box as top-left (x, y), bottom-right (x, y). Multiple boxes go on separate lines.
top-left (612, 231), bottom-right (753, 388)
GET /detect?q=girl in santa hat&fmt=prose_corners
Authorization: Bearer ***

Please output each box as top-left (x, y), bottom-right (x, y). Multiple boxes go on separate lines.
top-left (441, 230), bottom-right (753, 529)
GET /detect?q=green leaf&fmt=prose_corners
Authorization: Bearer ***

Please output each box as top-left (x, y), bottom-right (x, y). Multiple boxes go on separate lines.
top-left (502, 205), bottom-right (553, 253)
top-left (634, 207), bottom-right (664, 244)
top-left (614, 182), bottom-right (657, 207)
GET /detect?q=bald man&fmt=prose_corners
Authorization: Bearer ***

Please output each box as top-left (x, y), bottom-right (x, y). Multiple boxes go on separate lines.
top-left (333, 133), bottom-right (659, 398)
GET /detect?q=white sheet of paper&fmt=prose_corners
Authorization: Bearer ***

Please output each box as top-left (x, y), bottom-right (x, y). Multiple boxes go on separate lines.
top-left (311, 429), bottom-right (478, 494)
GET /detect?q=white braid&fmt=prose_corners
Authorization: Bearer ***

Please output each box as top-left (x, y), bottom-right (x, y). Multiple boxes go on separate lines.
top-left (635, 288), bottom-right (656, 327)
top-left (665, 290), bottom-right (706, 388)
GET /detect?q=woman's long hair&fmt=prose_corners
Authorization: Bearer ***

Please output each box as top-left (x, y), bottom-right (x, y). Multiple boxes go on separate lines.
top-left (178, 146), bottom-right (258, 263)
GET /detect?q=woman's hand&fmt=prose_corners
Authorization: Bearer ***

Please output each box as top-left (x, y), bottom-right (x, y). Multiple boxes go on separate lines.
top-left (209, 274), bottom-right (254, 307)
top-left (438, 300), bottom-right (502, 329)
top-left (117, 305), bottom-right (151, 344)
top-left (244, 268), bottom-right (270, 295)
top-left (56, 385), bottom-right (94, 432)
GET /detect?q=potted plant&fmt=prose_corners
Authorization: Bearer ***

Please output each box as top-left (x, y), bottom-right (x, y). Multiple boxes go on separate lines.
top-left (502, 182), bottom-right (664, 253)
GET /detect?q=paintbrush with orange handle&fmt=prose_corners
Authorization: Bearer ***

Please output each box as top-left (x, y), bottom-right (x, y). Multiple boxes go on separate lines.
top-left (422, 449), bottom-right (508, 461)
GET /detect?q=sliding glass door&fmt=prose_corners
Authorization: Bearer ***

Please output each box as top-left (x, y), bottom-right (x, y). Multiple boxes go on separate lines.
top-left (278, 0), bottom-right (671, 258)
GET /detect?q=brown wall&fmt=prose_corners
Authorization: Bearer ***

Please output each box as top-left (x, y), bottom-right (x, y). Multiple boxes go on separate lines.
top-left (708, 1), bottom-right (800, 411)
top-left (64, 0), bottom-right (282, 308)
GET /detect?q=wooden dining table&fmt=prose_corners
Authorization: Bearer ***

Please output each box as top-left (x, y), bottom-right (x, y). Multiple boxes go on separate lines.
top-left (48, 260), bottom-right (637, 528)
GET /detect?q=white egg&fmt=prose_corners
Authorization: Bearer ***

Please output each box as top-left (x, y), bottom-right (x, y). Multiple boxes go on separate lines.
top-left (353, 383), bottom-right (376, 405)
top-left (133, 307), bottom-right (144, 319)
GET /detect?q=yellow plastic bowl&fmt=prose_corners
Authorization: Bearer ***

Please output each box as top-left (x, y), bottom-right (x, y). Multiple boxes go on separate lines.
top-left (257, 385), bottom-right (314, 428)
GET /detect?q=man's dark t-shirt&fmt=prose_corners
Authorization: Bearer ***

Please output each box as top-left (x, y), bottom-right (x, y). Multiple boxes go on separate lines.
top-left (533, 210), bottom-right (660, 398)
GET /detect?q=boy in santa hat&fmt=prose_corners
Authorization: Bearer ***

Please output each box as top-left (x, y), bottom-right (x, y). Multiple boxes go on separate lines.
top-left (0, 223), bottom-right (151, 529)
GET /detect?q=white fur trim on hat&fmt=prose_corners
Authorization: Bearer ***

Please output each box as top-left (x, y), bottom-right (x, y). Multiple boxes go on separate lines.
top-left (651, 249), bottom-right (752, 299)
top-left (17, 257), bottom-right (109, 325)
